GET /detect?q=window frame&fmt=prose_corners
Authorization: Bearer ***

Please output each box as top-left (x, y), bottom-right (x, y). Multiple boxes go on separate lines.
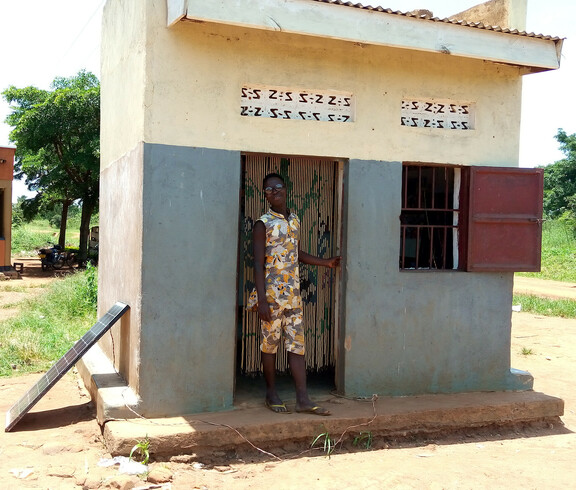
top-left (400, 163), bottom-right (462, 271)
top-left (400, 163), bottom-right (543, 273)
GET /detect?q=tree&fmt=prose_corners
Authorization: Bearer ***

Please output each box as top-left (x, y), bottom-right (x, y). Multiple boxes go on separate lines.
top-left (542, 130), bottom-right (576, 221)
top-left (3, 70), bottom-right (100, 262)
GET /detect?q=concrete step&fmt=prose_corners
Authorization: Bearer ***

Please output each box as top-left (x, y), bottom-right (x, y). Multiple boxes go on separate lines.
top-left (102, 390), bottom-right (563, 459)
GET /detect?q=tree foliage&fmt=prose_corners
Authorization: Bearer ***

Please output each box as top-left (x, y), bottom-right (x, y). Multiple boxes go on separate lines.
top-left (542, 130), bottom-right (576, 221)
top-left (3, 70), bottom-right (100, 261)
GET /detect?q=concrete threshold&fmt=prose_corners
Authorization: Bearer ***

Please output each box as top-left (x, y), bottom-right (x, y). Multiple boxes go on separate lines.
top-left (102, 390), bottom-right (564, 458)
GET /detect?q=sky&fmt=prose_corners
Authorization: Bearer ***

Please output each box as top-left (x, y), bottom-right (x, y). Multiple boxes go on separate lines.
top-left (0, 0), bottom-right (574, 201)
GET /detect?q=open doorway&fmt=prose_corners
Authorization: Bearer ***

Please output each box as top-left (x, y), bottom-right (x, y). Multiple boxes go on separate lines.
top-left (236, 153), bottom-right (343, 404)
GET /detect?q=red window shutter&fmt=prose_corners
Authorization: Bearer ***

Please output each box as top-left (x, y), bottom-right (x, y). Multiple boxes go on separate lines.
top-left (467, 166), bottom-right (543, 272)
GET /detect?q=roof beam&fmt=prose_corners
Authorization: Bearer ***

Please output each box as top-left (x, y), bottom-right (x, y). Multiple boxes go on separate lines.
top-left (167, 0), bottom-right (562, 72)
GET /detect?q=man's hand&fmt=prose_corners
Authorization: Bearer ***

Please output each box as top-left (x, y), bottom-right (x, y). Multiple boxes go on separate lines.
top-left (324, 256), bottom-right (342, 268)
top-left (257, 300), bottom-right (272, 322)
top-left (299, 249), bottom-right (342, 268)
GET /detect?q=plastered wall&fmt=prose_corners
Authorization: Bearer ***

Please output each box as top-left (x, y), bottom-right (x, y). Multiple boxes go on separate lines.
top-left (341, 159), bottom-right (526, 397)
top-left (0, 147), bottom-right (15, 268)
top-left (102, 2), bottom-right (523, 169)
top-left (97, 1), bottom-right (529, 416)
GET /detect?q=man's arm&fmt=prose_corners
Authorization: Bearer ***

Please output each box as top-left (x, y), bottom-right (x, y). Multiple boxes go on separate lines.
top-left (298, 248), bottom-right (341, 268)
top-left (253, 221), bottom-right (272, 322)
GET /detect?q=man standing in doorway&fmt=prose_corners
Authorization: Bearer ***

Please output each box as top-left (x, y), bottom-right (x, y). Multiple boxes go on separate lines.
top-left (252, 172), bottom-right (341, 415)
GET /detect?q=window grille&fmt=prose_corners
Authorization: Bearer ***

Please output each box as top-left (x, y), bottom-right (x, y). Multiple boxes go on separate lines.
top-left (400, 165), bottom-right (459, 270)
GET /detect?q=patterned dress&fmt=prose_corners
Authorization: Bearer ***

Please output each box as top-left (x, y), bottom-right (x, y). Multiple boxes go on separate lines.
top-left (248, 209), bottom-right (305, 354)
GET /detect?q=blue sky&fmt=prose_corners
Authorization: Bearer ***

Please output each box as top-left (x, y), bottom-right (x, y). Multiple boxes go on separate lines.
top-left (0, 1), bottom-right (573, 200)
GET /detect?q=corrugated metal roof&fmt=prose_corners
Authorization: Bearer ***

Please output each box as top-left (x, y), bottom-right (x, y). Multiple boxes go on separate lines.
top-left (311, 0), bottom-right (562, 41)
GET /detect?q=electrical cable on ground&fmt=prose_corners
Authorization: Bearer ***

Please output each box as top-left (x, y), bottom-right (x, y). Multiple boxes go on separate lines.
top-left (108, 330), bottom-right (380, 462)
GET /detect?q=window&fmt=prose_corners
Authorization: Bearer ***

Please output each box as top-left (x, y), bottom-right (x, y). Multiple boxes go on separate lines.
top-left (400, 165), bottom-right (460, 269)
top-left (400, 164), bottom-right (543, 272)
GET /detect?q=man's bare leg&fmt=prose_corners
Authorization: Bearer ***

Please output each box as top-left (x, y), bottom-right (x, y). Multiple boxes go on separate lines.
top-left (262, 352), bottom-right (289, 412)
top-left (288, 351), bottom-right (331, 415)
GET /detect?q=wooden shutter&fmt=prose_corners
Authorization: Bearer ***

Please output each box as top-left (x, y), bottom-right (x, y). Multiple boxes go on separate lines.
top-left (467, 166), bottom-right (543, 272)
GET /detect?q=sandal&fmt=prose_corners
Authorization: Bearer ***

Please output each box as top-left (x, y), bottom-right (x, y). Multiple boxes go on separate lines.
top-left (295, 405), bottom-right (331, 416)
top-left (265, 400), bottom-right (291, 414)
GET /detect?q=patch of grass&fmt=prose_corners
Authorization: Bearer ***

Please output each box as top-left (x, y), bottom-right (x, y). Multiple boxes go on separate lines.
top-left (130, 436), bottom-right (151, 465)
top-left (23, 283), bottom-right (48, 290)
top-left (2, 303), bottom-right (21, 309)
top-left (517, 220), bottom-right (576, 282)
top-left (513, 294), bottom-right (576, 319)
top-left (0, 265), bottom-right (98, 377)
top-left (12, 216), bottom-right (99, 256)
top-left (353, 431), bottom-right (373, 450)
top-left (0, 285), bottom-right (27, 293)
top-left (520, 347), bottom-right (534, 356)
top-left (311, 429), bottom-right (335, 457)
top-left (11, 223), bottom-right (56, 256)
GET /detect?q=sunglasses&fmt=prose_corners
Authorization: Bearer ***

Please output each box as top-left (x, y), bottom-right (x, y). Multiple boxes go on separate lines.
top-left (263, 183), bottom-right (285, 194)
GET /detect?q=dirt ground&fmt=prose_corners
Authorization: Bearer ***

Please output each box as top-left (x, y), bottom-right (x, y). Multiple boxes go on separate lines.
top-left (0, 262), bottom-right (575, 489)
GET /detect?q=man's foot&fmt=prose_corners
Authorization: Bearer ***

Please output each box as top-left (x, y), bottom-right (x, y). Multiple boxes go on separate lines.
top-left (265, 399), bottom-right (291, 414)
top-left (295, 404), bottom-right (331, 416)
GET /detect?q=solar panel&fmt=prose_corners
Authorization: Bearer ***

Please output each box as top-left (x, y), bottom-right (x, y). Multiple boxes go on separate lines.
top-left (5, 301), bottom-right (129, 432)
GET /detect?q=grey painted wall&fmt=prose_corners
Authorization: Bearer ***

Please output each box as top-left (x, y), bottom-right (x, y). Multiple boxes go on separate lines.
top-left (99, 144), bottom-right (240, 417)
top-left (341, 159), bottom-right (530, 397)
top-left (96, 148), bottom-right (529, 418)
top-left (138, 144), bottom-right (241, 415)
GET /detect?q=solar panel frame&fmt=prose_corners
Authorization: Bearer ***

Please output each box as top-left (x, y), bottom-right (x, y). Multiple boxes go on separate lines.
top-left (5, 301), bottom-right (129, 432)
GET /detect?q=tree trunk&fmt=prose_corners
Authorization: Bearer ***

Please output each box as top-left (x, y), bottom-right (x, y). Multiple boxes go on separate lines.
top-left (58, 199), bottom-right (71, 248)
top-left (78, 197), bottom-right (96, 266)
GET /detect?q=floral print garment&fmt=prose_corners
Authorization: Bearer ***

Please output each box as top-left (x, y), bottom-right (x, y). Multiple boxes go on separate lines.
top-left (247, 209), bottom-right (303, 310)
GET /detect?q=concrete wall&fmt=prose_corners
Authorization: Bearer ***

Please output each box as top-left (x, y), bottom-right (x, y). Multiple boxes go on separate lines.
top-left (0, 147), bottom-right (15, 268)
top-left (453, 0), bottom-right (527, 31)
top-left (100, 0), bottom-right (147, 170)
top-left (101, 2), bottom-right (524, 168)
top-left (98, 144), bottom-right (144, 392)
top-left (97, 1), bottom-right (530, 417)
top-left (341, 159), bottom-right (525, 396)
top-left (138, 144), bottom-right (239, 414)
top-left (98, 142), bottom-right (240, 415)
top-left (146, 18), bottom-right (522, 166)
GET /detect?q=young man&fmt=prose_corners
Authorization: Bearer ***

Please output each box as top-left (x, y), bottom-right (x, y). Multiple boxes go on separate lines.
top-left (252, 172), bottom-right (341, 415)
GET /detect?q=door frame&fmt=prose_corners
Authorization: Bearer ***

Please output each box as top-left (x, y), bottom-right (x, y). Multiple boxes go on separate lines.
top-left (235, 152), bottom-right (346, 394)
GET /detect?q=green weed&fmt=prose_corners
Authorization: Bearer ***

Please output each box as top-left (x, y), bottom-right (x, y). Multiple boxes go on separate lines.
top-left (11, 217), bottom-right (99, 256)
top-left (0, 267), bottom-right (98, 377)
top-left (513, 294), bottom-right (576, 319)
top-left (11, 224), bottom-right (55, 256)
top-left (129, 436), bottom-right (151, 465)
top-left (517, 220), bottom-right (576, 282)
top-left (311, 430), bottom-right (335, 457)
top-left (352, 431), bottom-right (373, 449)
top-left (521, 347), bottom-right (535, 356)
top-left (0, 285), bottom-right (27, 293)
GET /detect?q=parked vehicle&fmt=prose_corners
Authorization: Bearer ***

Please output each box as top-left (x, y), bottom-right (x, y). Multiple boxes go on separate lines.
top-left (38, 245), bottom-right (77, 271)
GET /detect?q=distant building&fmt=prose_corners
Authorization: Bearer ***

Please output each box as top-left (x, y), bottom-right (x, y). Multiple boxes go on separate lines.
top-left (0, 146), bottom-right (15, 272)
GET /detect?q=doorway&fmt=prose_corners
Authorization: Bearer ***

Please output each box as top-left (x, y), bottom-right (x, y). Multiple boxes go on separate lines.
top-left (236, 153), bottom-right (343, 400)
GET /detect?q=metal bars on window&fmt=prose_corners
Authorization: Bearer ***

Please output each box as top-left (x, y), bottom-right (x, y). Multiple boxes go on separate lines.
top-left (400, 165), bottom-right (459, 270)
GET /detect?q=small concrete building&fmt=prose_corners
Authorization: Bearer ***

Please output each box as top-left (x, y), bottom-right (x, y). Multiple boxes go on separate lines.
top-left (80, 0), bottom-right (563, 421)
top-left (0, 146), bottom-right (15, 273)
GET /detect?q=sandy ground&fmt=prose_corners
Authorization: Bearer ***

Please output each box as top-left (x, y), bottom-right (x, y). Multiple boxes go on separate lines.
top-left (0, 264), bottom-right (574, 489)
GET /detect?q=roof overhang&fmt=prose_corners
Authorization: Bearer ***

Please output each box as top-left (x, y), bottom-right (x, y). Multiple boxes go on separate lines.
top-left (167, 0), bottom-right (563, 74)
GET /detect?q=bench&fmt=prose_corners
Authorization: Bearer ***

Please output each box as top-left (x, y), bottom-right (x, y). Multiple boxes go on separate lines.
top-left (13, 262), bottom-right (24, 273)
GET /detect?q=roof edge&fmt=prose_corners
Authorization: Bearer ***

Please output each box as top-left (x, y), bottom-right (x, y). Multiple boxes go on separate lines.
top-left (171, 0), bottom-right (563, 72)
top-left (311, 0), bottom-right (563, 41)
